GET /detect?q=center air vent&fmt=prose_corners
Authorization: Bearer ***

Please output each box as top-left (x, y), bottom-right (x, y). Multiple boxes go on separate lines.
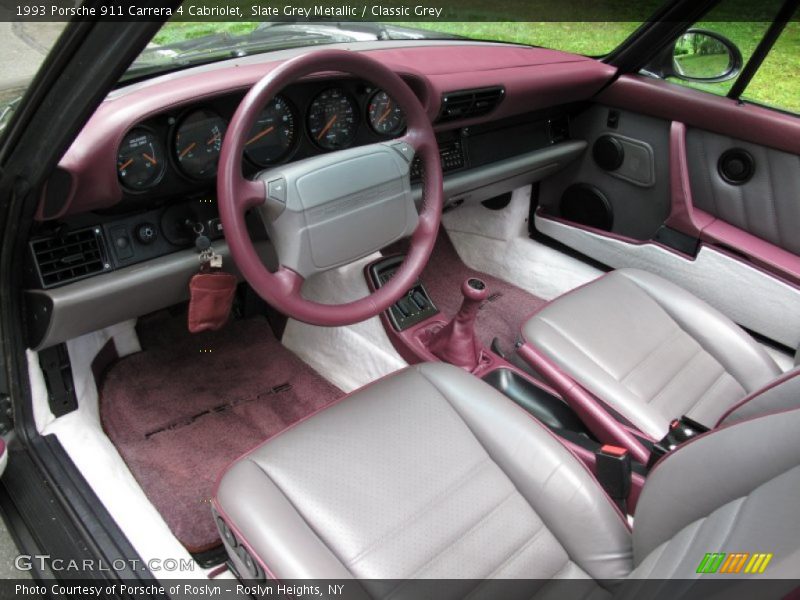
top-left (31, 227), bottom-right (110, 288)
top-left (438, 87), bottom-right (505, 122)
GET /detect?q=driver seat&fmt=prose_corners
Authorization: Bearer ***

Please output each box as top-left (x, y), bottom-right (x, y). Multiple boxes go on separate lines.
top-left (213, 363), bottom-right (799, 589)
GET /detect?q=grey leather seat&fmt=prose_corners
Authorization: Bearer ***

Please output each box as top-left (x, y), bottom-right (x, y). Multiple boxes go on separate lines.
top-left (214, 363), bottom-right (799, 589)
top-left (523, 268), bottom-right (788, 440)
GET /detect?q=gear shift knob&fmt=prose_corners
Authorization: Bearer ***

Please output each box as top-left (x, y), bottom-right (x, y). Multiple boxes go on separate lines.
top-left (428, 277), bottom-right (488, 370)
top-left (463, 278), bottom-right (489, 301)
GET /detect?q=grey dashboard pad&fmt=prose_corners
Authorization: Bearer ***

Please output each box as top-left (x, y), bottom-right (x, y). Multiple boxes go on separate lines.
top-left (261, 142), bottom-right (417, 278)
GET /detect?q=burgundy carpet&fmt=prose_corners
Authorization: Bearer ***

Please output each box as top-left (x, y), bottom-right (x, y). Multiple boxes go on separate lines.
top-left (389, 231), bottom-right (546, 351)
top-left (100, 313), bottom-right (342, 554)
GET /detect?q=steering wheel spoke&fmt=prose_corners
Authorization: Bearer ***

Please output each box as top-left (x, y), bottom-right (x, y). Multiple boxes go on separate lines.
top-left (236, 178), bottom-right (267, 212)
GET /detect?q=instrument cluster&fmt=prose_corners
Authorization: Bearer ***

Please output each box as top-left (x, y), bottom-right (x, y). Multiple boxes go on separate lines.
top-left (116, 80), bottom-right (406, 195)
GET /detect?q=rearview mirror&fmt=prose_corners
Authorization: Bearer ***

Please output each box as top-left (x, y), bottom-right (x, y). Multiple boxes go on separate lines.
top-left (643, 28), bottom-right (743, 84)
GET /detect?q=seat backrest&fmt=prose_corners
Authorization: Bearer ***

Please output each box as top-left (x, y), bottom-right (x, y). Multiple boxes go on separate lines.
top-left (630, 408), bottom-right (800, 579)
top-left (716, 367), bottom-right (800, 427)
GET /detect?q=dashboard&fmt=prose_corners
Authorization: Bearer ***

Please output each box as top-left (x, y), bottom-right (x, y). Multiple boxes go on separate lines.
top-left (115, 79), bottom-right (408, 199)
top-left (25, 41), bottom-right (615, 351)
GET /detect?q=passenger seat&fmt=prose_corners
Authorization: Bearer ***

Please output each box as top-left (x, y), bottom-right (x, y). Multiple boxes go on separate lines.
top-left (521, 268), bottom-right (797, 440)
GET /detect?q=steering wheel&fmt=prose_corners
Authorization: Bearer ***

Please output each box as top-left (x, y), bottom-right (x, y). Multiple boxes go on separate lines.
top-left (217, 50), bottom-right (443, 326)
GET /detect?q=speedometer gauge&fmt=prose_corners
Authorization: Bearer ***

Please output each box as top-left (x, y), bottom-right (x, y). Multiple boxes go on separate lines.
top-left (174, 109), bottom-right (227, 179)
top-left (368, 90), bottom-right (405, 136)
top-left (244, 95), bottom-right (297, 167)
top-left (307, 88), bottom-right (358, 151)
top-left (117, 128), bottom-right (165, 191)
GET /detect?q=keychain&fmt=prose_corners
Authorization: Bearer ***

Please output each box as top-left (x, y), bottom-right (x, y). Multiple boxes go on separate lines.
top-left (198, 247), bottom-right (223, 271)
top-left (191, 220), bottom-right (222, 268)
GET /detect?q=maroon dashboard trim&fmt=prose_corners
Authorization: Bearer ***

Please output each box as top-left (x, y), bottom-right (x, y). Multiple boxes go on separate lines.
top-left (41, 44), bottom-right (615, 219)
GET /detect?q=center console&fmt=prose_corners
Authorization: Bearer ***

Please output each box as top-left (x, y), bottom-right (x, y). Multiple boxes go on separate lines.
top-left (366, 252), bottom-right (648, 512)
top-left (367, 255), bottom-right (439, 330)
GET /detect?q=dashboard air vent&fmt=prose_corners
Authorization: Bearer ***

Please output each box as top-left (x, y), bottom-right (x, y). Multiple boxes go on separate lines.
top-left (31, 227), bottom-right (109, 288)
top-left (438, 87), bottom-right (505, 122)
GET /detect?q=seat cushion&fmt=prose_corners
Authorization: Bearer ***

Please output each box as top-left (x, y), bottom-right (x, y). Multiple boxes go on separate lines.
top-left (214, 362), bottom-right (632, 585)
top-left (522, 269), bottom-right (780, 440)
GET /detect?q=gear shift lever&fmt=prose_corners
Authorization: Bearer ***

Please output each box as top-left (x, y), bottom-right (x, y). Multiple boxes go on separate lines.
top-left (428, 278), bottom-right (488, 370)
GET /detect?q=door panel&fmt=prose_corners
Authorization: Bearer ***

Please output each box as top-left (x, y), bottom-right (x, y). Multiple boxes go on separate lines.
top-left (596, 75), bottom-right (800, 155)
top-left (538, 104), bottom-right (671, 240)
top-left (685, 128), bottom-right (800, 255)
top-left (535, 75), bottom-right (800, 349)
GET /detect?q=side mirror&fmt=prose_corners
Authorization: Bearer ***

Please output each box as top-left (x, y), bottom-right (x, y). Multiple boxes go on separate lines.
top-left (644, 28), bottom-right (743, 83)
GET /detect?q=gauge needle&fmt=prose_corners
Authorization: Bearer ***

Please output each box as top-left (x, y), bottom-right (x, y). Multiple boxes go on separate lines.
top-left (377, 99), bottom-right (393, 125)
top-left (316, 115), bottom-right (338, 141)
top-left (245, 126), bottom-right (275, 146)
top-left (206, 133), bottom-right (221, 146)
top-left (118, 158), bottom-right (134, 172)
top-left (179, 142), bottom-right (196, 159)
top-left (142, 153), bottom-right (157, 165)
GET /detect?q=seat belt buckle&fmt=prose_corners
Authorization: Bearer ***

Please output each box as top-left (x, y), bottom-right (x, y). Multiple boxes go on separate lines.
top-left (596, 445), bottom-right (632, 514)
top-left (647, 415), bottom-right (710, 469)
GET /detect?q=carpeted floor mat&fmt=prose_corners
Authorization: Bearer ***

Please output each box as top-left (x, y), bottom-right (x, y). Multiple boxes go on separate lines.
top-left (100, 313), bottom-right (343, 554)
top-left (388, 231), bottom-right (547, 351)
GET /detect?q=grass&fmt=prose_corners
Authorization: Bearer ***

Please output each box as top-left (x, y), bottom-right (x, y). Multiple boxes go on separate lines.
top-left (153, 21), bottom-right (258, 44)
top-left (154, 20), bottom-right (800, 113)
top-left (397, 22), bottom-right (642, 56)
top-left (674, 54), bottom-right (733, 78)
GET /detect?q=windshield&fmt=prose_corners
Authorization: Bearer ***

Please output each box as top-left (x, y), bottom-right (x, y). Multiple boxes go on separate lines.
top-left (1, 19), bottom-right (644, 131)
top-left (123, 21), bottom-right (644, 82)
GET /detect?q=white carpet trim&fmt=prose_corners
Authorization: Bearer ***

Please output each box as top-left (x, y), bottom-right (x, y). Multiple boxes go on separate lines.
top-left (442, 187), bottom-right (604, 300)
top-left (33, 321), bottom-right (208, 579)
top-left (282, 252), bottom-right (408, 393)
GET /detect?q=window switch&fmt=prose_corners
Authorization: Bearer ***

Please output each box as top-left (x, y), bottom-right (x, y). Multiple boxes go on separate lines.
top-left (411, 291), bottom-right (428, 310)
top-left (396, 298), bottom-right (413, 317)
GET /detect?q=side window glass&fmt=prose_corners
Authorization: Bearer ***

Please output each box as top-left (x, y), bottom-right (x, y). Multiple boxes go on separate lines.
top-left (740, 22), bottom-right (800, 114)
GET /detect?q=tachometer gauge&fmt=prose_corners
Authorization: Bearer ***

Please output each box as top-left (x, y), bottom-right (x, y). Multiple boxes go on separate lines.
top-left (117, 128), bottom-right (165, 191)
top-left (174, 109), bottom-right (227, 179)
top-left (368, 90), bottom-right (405, 136)
top-left (307, 88), bottom-right (358, 151)
top-left (244, 95), bottom-right (297, 167)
